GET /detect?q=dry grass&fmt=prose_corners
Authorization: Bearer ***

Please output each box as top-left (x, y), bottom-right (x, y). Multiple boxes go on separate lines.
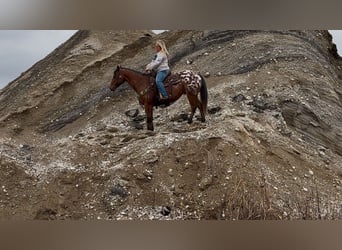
top-left (218, 176), bottom-right (342, 220)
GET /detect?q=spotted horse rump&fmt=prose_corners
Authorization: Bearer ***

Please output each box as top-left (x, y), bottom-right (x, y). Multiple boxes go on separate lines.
top-left (177, 70), bottom-right (202, 95)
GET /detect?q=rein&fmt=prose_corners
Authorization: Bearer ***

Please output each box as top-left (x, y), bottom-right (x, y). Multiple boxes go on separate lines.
top-left (120, 68), bottom-right (181, 99)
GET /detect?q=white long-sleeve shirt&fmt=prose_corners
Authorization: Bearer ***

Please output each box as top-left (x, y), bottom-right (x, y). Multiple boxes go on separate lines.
top-left (146, 51), bottom-right (169, 72)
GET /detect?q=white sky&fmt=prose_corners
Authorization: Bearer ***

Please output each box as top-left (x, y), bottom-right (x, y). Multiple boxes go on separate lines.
top-left (0, 30), bottom-right (77, 89)
top-left (0, 30), bottom-right (341, 89)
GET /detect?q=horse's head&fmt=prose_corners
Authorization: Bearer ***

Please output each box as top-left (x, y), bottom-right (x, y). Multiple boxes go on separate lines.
top-left (109, 65), bottom-right (125, 91)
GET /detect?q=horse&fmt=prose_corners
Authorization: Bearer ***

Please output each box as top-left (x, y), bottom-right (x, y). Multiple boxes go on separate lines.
top-left (109, 65), bottom-right (208, 131)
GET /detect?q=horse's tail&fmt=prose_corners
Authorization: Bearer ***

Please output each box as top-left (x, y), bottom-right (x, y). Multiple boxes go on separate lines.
top-left (199, 74), bottom-right (208, 114)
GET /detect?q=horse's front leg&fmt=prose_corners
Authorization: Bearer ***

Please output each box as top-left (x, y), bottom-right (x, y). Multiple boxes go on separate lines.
top-left (144, 104), bottom-right (154, 131)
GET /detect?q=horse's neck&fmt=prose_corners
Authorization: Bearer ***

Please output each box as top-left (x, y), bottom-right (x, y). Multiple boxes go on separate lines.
top-left (123, 69), bottom-right (149, 93)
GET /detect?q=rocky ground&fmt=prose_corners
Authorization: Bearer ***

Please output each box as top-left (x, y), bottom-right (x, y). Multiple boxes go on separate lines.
top-left (0, 30), bottom-right (341, 220)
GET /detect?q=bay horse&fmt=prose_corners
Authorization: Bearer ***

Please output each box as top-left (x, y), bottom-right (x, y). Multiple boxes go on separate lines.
top-left (109, 65), bottom-right (208, 131)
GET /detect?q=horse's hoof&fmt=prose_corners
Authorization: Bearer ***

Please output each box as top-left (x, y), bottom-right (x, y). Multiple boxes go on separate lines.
top-left (145, 131), bottom-right (156, 136)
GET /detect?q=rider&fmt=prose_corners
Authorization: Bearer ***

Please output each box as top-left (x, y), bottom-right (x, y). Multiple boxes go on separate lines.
top-left (145, 40), bottom-right (170, 100)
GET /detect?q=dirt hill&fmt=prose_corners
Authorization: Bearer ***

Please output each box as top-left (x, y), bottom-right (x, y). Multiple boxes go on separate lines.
top-left (0, 30), bottom-right (341, 220)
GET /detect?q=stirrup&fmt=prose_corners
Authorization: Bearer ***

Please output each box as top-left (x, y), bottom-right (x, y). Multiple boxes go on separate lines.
top-left (159, 94), bottom-right (168, 100)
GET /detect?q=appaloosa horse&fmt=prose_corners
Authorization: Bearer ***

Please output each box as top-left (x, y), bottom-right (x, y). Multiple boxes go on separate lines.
top-left (109, 65), bottom-right (208, 131)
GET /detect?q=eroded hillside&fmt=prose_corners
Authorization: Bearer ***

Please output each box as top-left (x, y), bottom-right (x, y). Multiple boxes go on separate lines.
top-left (0, 30), bottom-right (341, 219)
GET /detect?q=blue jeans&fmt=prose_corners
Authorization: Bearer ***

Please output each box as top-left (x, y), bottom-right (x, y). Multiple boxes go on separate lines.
top-left (156, 70), bottom-right (169, 98)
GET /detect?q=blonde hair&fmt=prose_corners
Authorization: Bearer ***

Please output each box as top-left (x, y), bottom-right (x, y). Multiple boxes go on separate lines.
top-left (155, 40), bottom-right (169, 57)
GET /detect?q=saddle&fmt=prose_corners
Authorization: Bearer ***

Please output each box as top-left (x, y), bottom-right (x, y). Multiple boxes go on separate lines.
top-left (145, 70), bottom-right (180, 107)
top-left (147, 70), bottom-right (179, 88)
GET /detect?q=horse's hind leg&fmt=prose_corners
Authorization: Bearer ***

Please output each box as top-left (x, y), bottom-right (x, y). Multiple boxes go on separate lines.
top-left (187, 93), bottom-right (206, 123)
top-left (198, 101), bottom-right (206, 122)
top-left (186, 94), bottom-right (198, 124)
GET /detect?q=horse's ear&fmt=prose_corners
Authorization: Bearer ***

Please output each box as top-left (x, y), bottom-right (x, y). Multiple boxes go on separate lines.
top-left (117, 65), bottom-right (121, 69)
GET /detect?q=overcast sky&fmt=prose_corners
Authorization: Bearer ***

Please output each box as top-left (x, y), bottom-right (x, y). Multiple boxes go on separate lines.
top-left (0, 30), bottom-right (342, 89)
top-left (0, 30), bottom-right (77, 89)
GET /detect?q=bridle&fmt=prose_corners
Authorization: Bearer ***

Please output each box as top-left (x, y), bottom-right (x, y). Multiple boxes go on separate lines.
top-left (114, 69), bottom-right (122, 85)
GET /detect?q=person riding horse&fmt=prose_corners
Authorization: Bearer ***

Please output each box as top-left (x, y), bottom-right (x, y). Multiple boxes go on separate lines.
top-left (145, 40), bottom-right (170, 101)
